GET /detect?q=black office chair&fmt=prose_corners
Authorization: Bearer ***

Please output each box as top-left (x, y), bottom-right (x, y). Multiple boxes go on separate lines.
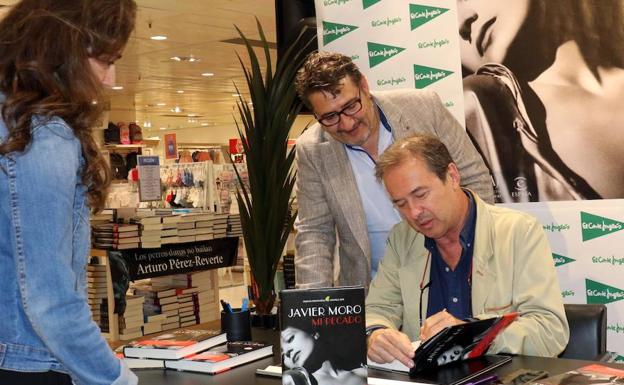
top-left (559, 303), bottom-right (607, 360)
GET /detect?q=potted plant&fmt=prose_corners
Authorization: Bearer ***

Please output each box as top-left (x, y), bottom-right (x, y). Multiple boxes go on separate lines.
top-left (232, 20), bottom-right (312, 324)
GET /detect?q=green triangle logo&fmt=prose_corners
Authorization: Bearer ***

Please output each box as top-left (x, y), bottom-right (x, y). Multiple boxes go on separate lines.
top-left (581, 211), bottom-right (624, 241)
top-left (413, 64), bottom-right (453, 88)
top-left (409, 4), bottom-right (449, 30)
top-left (363, 0), bottom-right (382, 9)
top-left (552, 253), bottom-right (575, 267)
top-left (616, 355), bottom-right (624, 363)
top-left (586, 279), bottom-right (624, 304)
top-left (322, 21), bottom-right (359, 45)
top-left (368, 42), bottom-right (405, 68)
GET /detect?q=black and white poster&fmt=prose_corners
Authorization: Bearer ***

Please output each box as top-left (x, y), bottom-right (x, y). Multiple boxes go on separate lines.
top-left (458, 1), bottom-right (624, 202)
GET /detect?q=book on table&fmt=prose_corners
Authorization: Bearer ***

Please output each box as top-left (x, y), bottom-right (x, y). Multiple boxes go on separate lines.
top-left (114, 346), bottom-right (164, 369)
top-left (280, 286), bottom-right (367, 385)
top-left (122, 328), bottom-right (226, 360)
top-left (164, 341), bottom-right (273, 374)
top-left (534, 364), bottom-right (624, 385)
top-left (367, 312), bottom-right (517, 376)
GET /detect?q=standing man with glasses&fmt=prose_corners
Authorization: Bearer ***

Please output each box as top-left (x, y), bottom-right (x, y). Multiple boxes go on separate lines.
top-left (366, 134), bottom-right (568, 368)
top-left (294, 52), bottom-right (493, 290)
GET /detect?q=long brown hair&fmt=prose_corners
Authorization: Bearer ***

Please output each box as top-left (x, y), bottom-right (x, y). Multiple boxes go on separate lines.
top-left (0, 0), bottom-right (137, 212)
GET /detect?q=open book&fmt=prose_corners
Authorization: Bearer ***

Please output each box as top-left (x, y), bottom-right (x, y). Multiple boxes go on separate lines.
top-left (368, 313), bottom-right (518, 376)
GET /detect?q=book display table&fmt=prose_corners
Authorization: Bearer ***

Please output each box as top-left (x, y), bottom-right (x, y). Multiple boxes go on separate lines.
top-left (93, 237), bottom-right (238, 341)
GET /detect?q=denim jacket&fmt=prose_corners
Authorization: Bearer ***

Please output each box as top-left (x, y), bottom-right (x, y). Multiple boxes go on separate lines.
top-left (0, 106), bottom-right (137, 385)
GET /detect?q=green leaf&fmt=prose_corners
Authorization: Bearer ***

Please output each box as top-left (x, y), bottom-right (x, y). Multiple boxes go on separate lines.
top-left (230, 20), bottom-right (313, 311)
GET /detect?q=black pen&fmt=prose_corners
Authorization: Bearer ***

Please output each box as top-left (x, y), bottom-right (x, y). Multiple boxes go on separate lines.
top-left (220, 299), bottom-right (232, 313)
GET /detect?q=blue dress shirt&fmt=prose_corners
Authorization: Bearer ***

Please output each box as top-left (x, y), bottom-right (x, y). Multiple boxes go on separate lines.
top-left (345, 107), bottom-right (401, 277)
top-left (424, 190), bottom-right (477, 320)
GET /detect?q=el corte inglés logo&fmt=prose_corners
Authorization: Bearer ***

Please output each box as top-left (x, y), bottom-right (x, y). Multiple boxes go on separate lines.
top-left (552, 253), bottom-right (575, 267)
top-left (367, 42), bottom-right (405, 68)
top-left (413, 64), bottom-right (453, 88)
top-left (323, 0), bottom-right (353, 6)
top-left (607, 323), bottom-right (624, 334)
top-left (580, 211), bottom-right (624, 241)
top-left (371, 16), bottom-right (402, 28)
top-left (409, 4), bottom-right (449, 30)
top-left (586, 279), bottom-right (624, 304)
top-left (363, 0), bottom-right (382, 9)
top-left (377, 76), bottom-right (406, 87)
top-left (322, 21), bottom-right (358, 45)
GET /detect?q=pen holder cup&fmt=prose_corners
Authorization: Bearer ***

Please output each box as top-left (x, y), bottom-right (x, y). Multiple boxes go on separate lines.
top-left (220, 308), bottom-right (252, 342)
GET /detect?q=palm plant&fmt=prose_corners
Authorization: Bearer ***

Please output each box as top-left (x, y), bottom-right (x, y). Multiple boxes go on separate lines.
top-left (232, 20), bottom-right (312, 315)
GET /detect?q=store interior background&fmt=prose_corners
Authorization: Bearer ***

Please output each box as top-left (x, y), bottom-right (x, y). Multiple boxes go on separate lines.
top-left (0, 0), bottom-right (302, 303)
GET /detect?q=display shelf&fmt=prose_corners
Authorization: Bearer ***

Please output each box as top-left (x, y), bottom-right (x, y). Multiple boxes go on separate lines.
top-left (105, 143), bottom-right (146, 150)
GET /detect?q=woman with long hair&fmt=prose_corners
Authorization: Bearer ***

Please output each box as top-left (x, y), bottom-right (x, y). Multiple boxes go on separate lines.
top-left (458, 0), bottom-right (624, 202)
top-left (0, 1), bottom-right (137, 384)
top-left (281, 326), bottom-right (367, 385)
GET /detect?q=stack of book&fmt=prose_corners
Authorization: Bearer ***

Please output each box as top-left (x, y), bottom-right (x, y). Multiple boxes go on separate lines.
top-left (86, 264), bottom-right (108, 324)
top-left (132, 285), bottom-right (181, 331)
top-left (130, 215), bottom-right (163, 249)
top-left (176, 287), bottom-right (199, 327)
top-left (161, 215), bottom-right (181, 245)
top-left (118, 327), bottom-right (273, 374)
top-left (119, 328), bottom-right (229, 370)
top-left (188, 270), bottom-right (221, 323)
top-left (226, 214), bottom-right (242, 237)
top-left (282, 253), bottom-right (296, 289)
top-left (118, 295), bottom-right (145, 340)
top-left (90, 209), bottom-right (115, 228)
top-left (212, 213), bottom-right (228, 238)
top-left (194, 217), bottom-right (215, 241)
top-left (143, 313), bottom-right (167, 335)
top-left (92, 223), bottom-right (140, 250)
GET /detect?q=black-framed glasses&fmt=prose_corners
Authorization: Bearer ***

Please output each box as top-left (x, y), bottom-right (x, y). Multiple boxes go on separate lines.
top-left (419, 279), bottom-right (433, 328)
top-left (316, 89), bottom-right (363, 126)
top-left (419, 251), bottom-right (432, 328)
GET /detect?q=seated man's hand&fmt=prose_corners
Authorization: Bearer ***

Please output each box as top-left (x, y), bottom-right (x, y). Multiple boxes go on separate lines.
top-left (367, 328), bottom-right (415, 368)
top-left (420, 309), bottom-right (465, 341)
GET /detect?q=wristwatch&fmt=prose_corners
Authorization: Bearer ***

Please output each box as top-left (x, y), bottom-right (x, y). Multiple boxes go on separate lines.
top-left (365, 325), bottom-right (387, 337)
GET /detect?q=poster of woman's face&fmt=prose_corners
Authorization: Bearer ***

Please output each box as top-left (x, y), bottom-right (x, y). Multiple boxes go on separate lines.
top-left (458, 0), bottom-right (624, 202)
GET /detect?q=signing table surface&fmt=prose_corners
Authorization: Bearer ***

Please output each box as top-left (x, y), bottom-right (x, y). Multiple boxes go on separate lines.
top-left (125, 325), bottom-right (622, 385)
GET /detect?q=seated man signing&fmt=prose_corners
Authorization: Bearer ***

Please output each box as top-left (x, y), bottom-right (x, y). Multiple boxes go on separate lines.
top-left (365, 134), bottom-right (569, 369)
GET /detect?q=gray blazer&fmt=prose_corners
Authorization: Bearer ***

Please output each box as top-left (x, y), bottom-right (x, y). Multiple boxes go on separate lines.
top-left (294, 88), bottom-right (494, 290)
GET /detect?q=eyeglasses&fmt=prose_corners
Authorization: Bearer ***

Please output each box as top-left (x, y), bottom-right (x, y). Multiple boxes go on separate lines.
top-left (419, 279), bottom-right (433, 328)
top-left (419, 251), bottom-right (432, 328)
top-left (316, 89), bottom-right (363, 126)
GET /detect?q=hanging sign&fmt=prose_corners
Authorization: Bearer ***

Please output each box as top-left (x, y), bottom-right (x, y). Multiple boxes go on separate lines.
top-left (109, 238), bottom-right (239, 280)
top-left (137, 155), bottom-right (161, 201)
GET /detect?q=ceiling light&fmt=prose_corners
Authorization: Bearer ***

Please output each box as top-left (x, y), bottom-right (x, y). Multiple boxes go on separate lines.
top-left (150, 35), bottom-right (167, 41)
top-left (201, 72), bottom-right (214, 77)
top-left (176, 90), bottom-right (184, 94)
top-left (156, 102), bottom-right (166, 106)
top-left (171, 106), bottom-right (182, 113)
top-left (170, 56), bottom-right (201, 62)
top-left (159, 127), bottom-right (167, 130)
top-left (201, 123), bottom-right (209, 126)
top-left (112, 86), bottom-right (123, 90)
top-left (232, 93), bottom-right (241, 97)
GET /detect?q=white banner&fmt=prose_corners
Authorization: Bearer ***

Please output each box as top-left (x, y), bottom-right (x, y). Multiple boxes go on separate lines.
top-left (315, 0), bottom-right (465, 125)
top-left (504, 200), bottom-right (624, 359)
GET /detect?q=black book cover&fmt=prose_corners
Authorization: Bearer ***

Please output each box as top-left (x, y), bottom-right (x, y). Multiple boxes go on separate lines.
top-left (410, 313), bottom-right (517, 376)
top-left (280, 286), bottom-right (367, 385)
